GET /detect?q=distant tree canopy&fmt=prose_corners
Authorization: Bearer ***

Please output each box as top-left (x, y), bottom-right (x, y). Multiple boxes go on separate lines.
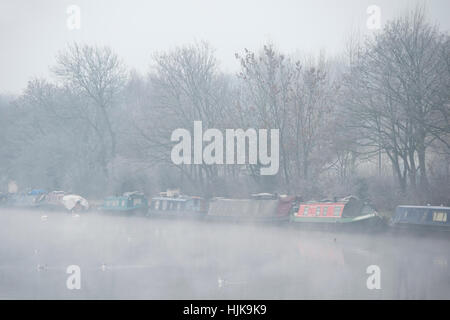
top-left (1, 7), bottom-right (449, 209)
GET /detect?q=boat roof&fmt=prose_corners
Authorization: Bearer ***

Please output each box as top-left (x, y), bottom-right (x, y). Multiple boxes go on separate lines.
top-left (397, 205), bottom-right (450, 210)
top-left (301, 195), bottom-right (359, 206)
top-left (301, 201), bottom-right (345, 205)
top-left (123, 191), bottom-right (144, 197)
top-left (151, 196), bottom-right (197, 202)
top-left (251, 193), bottom-right (277, 199)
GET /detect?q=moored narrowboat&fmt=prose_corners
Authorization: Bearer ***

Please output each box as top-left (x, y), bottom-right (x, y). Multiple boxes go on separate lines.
top-left (147, 194), bottom-right (208, 219)
top-left (390, 205), bottom-right (450, 233)
top-left (37, 190), bottom-right (66, 211)
top-left (290, 196), bottom-right (384, 231)
top-left (100, 191), bottom-right (148, 215)
top-left (206, 193), bottom-right (295, 223)
top-left (4, 189), bottom-right (47, 209)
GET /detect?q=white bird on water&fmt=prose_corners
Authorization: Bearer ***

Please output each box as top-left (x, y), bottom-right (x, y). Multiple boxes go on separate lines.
top-left (218, 276), bottom-right (246, 288)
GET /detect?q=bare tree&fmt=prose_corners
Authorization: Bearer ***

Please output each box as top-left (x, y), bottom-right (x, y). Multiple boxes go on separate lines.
top-left (236, 45), bottom-right (335, 194)
top-left (340, 6), bottom-right (450, 198)
top-left (52, 43), bottom-right (127, 179)
top-left (236, 45), bottom-right (295, 191)
top-left (131, 42), bottom-right (232, 196)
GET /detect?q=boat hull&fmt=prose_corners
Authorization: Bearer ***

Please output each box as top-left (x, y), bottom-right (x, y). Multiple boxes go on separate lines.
top-left (290, 214), bottom-right (386, 232)
top-left (99, 207), bottom-right (148, 216)
top-left (147, 209), bottom-right (206, 219)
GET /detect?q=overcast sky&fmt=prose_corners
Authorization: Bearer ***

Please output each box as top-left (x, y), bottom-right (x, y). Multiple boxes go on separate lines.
top-left (0, 0), bottom-right (449, 94)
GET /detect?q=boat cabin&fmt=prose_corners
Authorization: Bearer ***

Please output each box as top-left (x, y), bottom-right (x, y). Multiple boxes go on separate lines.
top-left (101, 191), bottom-right (148, 214)
top-left (148, 196), bottom-right (207, 217)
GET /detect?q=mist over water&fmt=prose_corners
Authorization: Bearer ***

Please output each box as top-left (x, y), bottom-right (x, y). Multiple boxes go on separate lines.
top-left (0, 209), bottom-right (448, 299)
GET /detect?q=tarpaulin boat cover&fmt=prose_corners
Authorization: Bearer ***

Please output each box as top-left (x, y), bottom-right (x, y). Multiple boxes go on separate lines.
top-left (28, 189), bottom-right (47, 195)
top-left (61, 195), bottom-right (89, 211)
top-left (340, 196), bottom-right (365, 218)
top-left (207, 198), bottom-right (280, 218)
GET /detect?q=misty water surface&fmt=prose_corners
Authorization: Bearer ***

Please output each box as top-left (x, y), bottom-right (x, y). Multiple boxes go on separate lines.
top-left (0, 209), bottom-right (449, 299)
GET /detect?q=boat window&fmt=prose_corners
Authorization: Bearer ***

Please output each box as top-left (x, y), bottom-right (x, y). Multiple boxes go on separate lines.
top-left (316, 207), bottom-right (321, 216)
top-left (333, 206), bottom-right (341, 216)
top-left (133, 198), bottom-right (142, 206)
top-left (161, 200), bottom-right (167, 210)
top-left (323, 206), bottom-right (328, 216)
top-left (303, 206), bottom-right (309, 215)
top-left (154, 200), bottom-right (160, 210)
top-left (433, 211), bottom-right (447, 222)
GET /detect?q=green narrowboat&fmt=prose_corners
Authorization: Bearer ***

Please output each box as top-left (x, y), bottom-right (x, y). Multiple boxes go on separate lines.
top-left (148, 195), bottom-right (207, 219)
top-left (100, 191), bottom-right (148, 215)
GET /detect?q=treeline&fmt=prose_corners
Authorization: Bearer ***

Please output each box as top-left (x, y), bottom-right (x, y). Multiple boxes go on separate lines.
top-left (1, 7), bottom-right (449, 210)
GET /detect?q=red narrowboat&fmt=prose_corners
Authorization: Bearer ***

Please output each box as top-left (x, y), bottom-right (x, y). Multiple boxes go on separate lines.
top-left (290, 196), bottom-right (384, 230)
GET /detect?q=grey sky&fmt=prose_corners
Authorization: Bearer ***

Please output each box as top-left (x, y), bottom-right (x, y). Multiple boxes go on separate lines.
top-left (0, 0), bottom-right (449, 94)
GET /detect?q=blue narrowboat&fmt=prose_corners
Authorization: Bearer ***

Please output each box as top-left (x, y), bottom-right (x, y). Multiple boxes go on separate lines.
top-left (100, 191), bottom-right (148, 215)
top-left (391, 205), bottom-right (450, 232)
top-left (4, 189), bottom-right (47, 209)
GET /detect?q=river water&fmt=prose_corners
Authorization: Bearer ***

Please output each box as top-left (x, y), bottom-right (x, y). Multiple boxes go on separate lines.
top-left (0, 209), bottom-right (448, 299)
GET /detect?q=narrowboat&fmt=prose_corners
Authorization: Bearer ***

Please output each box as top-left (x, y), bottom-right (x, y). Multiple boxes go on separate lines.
top-left (4, 189), bottom-right (47, 209)
top-left (289, 196), bottom-right (384, 231)
top-left (206, 193), bottom-right (295, 223)
top-left (100, 191), bottom-right (147, 215)
top-left (147, 194), bottom-right (208, 219)
top-left (38, 190), bottom-right (66, 211)
top-left (390, 205), bottom-right (450, 233)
